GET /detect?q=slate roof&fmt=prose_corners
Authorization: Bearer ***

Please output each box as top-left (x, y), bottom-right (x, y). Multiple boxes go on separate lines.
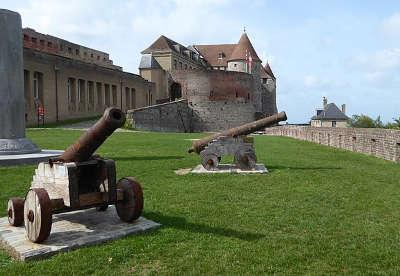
top-left (194, 44), bottom-right (236, 67)
top-left (260, 63), bottom-right (275, 79)
top-left (311, 103), bottom-right (349, 121)
top-left (139, 54), bottom-right (162, 69)
top-left (141, 35), bottom-right (189, 54)
top-left (228, 32), bottom-right (261, 62)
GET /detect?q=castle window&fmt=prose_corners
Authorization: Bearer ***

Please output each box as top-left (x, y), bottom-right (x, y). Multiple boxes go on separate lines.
top-left (77, 79), bottom-right (85, 103)
top-left (75, 49), bottom-right (80, 56)
top-left (33, 72), bottom-right (43, 101)
top-left (67, 47), bottom-right (72, 54)
top-left (104, 84), bottom-right (110, 106)
top-left (112, 85), bottom-right (117, 106)
top-left (88, 81), bottom-right (94, 106)
top-left (67, 78), bottom-right (76, 103)
top-left (47, 41), bottom-right (52, 48)
top-left (184, 64), bottom-right (188, 70)
top-left (24, 34), bottom-right (29, 41)
top-left (31, 37), bottom-right (37, 44)
top-left (97, 55), bottom-right (100, 60)
top-left (131, 88), bottom-right (136, 109)
top-left (90, 53), bottom-right (94, 58)
top-left (96, 82), bottom-right (103, 106)
top-left (179, 62), bottom-right (183, 69)
top-left (39, 39), bottom-right (45, 46)
top-left (125, 87), bottom-right (130, 109)
top-left (262, 78), bottom-right (267, 84)
top-left (332, 121), bottom-right (337, 127)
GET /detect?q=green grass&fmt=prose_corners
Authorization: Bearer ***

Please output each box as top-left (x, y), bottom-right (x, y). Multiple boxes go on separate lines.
top-left (0, 129), bottom-right (400, 274)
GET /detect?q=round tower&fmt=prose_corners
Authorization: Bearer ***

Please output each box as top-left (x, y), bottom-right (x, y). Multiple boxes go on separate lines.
top-left (227, 32), bottom-right (262, 75)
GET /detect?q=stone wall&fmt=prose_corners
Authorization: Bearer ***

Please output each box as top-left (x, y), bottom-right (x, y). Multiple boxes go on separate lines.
top-left (171, 69), bottom-right (275, 131)
top-left (128, 99), bottom-right (191, 132)
top-left (265, 126), bottom-right (400, 163)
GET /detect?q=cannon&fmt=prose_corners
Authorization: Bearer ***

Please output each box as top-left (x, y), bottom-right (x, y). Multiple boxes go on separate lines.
top-left (188, 112), bottom-right (287, 170)
top-left (6, 108), bottom-right (143, 243)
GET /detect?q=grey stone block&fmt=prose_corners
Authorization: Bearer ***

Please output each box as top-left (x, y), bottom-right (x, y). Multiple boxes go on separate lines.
top-left (0, 206), bottom-right (161, 261)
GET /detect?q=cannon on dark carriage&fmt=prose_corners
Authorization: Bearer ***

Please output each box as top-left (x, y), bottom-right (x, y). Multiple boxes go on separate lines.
top-left (7, 108), bottom-right (143, 243)
top-left (188, 112), bottom-right (287, 170)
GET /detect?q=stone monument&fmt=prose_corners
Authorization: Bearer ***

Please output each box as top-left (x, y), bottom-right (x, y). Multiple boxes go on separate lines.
top-left (0, 9), bottom-right (41, 155)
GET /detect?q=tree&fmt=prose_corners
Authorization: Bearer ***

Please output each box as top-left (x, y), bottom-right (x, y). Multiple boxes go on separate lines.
top-left (349, 114), bottom-right (377, 128)
top-left (349, 114), bottom-right (400, 129)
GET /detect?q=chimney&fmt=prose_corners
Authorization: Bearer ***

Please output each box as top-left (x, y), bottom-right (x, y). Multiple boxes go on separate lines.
top-left (323, 97), bottom-right (327, 109)
top-left (341, 104), bottom-right (346, 114)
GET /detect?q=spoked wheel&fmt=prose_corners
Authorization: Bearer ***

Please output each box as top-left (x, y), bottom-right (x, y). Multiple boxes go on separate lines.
top-left (24, 188), bottom-right (52, 243)
top-left (7, 198), bottom-right (24, 226)
top-left (116, 177), bottom-right (143, 222)
top-left (200, 152), bottom-right (219, 170)
top-left (234, 149), bottom-right (257, 170)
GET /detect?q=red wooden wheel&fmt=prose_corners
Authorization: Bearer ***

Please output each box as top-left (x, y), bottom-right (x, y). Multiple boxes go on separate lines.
top-left (24, 188), bottom-right (52, 243)
top-left (7, 198), bottom-right (24, 226)
top-left (116, 177), bottom-right (143, 222)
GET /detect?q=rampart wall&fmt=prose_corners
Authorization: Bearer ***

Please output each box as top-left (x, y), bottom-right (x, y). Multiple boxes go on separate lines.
top-left (265, 126), bottom-right (400, 163)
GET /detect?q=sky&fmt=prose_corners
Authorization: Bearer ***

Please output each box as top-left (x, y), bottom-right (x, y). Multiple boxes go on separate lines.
top-left (2, 0), bottom-right (400, 123)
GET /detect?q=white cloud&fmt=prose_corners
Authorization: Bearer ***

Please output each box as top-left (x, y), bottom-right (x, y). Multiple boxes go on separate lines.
top-left (381, 12), bottom-right (400, 38)
top-left (354, 48), bottom-right (400, 85)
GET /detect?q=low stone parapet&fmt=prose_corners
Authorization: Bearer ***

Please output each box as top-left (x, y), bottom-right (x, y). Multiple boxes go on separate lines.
top-left (265, 126), bottom-right (400, 163)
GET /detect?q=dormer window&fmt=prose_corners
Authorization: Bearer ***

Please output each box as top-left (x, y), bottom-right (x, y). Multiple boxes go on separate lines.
top-left (173, 44), bottom-right (180, 53)
top-left (218, 52), bottom-right (224, 59)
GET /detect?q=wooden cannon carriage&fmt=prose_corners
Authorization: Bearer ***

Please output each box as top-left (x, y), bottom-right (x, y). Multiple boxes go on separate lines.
top-left (7, 108), bottom-right (143, 243)
top-left (188, 112), bottom-right (287, 170)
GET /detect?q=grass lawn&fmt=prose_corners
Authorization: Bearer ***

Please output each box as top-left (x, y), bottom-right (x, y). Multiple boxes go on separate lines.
top-left (0, 129), bottom-right (400, 274)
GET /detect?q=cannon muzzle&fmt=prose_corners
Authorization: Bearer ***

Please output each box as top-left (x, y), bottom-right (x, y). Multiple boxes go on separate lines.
top-left (59, 107), bottom-right (126, 162)
top-left (189, 111), bottom-right (287, 154)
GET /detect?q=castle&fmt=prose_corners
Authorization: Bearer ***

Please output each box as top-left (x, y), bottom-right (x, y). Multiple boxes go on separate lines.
top-left (19, 23), bottom-right (277, 131)
top-left (133, 32), bottom-right (277, 131)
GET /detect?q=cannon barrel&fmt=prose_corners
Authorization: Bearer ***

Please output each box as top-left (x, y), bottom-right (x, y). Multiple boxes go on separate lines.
top-left (188, 111), bottom-right (287, 154)
top-left (59, 107), bottom-right (126, 162)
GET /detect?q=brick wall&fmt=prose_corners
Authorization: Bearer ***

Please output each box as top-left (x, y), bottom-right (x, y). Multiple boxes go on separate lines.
top-left (128, 99), bottom-right (192, 132)
top-left (265, 126), bottom-right (400, 163)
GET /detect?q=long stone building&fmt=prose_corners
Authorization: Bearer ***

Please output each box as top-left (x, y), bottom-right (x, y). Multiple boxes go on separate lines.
top-left (131, 32), bottom-right (278, 132)
top-left (22, 28), bottom-right (156, 126)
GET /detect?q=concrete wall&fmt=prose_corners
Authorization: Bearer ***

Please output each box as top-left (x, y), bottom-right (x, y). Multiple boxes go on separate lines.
top-left (265, 125), bottom-right (400, 163)
top-left (128, 99), bottom-right (191, 132)
top-left (23, 48), bottom-right (155, 126)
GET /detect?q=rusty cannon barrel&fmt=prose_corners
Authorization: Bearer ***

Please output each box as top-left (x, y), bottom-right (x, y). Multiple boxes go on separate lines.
top-left (188, 111), bottom-right (287, 154)
top-left (59, 107), bottom-right (126, 162)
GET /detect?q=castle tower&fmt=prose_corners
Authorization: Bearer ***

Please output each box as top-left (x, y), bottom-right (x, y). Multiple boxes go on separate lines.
top-left (227, 32), bottom-right (262, 75)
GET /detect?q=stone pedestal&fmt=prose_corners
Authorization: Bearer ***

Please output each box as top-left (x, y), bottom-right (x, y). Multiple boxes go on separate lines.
top-left (0, 9), bottom-right (40, 155)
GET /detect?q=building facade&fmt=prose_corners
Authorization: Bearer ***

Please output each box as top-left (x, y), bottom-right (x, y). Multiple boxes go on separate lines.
top-left (22, 28), bottom-right (156, 126)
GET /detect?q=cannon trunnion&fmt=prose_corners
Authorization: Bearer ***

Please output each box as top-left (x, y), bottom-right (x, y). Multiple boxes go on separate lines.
top-left (6, 108), bottom-right (144, 243)
top-left (189, 112), bottom-right (287, 171)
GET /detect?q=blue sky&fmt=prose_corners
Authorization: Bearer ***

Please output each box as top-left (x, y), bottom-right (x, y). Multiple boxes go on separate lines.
top-left (2, 0), bottom-right (400, 123)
